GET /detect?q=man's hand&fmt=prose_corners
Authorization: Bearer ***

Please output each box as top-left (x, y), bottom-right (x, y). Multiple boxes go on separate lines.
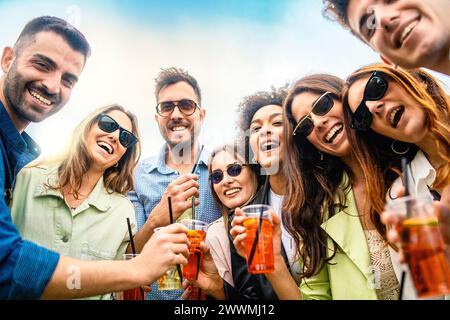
top-left (149, 174), bottom-right (199, 228)
top-left (131, 223), bottom-right (189, 284)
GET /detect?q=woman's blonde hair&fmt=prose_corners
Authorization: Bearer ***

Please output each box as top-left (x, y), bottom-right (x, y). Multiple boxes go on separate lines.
top-left (35, 104), bottom-right (141, 197)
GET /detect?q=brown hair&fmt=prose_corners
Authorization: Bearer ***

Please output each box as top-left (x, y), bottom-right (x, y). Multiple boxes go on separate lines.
top-left (282, 74), bottom-right (349, 280)
top-left (154, 67), bottom-right (202, 106)
top-left (343, 63), bottom-right (450, 216)
top-left (35, 104), bottom-right (141, 197)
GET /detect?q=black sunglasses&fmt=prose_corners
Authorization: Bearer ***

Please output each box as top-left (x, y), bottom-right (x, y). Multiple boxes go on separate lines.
top-left (97, 114), bottom-right (138, 149)
top-left (156, 99), bottom-right (200, 117)
top-left (351, 71), bottom-right (388, 131)
top-left (292, 92), bottom-right (334, 137)
top-left (210, 163), bottom-right (247, 185)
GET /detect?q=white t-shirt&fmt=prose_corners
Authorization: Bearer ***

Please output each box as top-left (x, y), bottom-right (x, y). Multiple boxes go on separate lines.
top-left (269, 189), bottom-right (300, 283)
top-left (389, 150), bottom-right (436, 201)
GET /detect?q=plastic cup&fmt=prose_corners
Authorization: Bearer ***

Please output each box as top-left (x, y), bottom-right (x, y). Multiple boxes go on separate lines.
top-left (180, 219), bottom-right (208, 281)
top-left (386, 196), bottom-right (450, 298)
top-left (114, 254), bottom-right (145, 300)
top-left (155, 227), bottom-right (184, 291)
top-left (241, 205), bottom-right (274, 274)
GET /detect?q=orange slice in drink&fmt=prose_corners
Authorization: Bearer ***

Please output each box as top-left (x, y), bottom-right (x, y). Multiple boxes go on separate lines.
top-left (403, 216), bottom-right (439, 227)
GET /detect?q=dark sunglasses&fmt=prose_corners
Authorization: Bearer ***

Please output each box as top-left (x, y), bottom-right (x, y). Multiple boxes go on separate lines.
top-left (156, 99), bottom-right (200, 117)
top-left (351, 71), bottom-right (388, 131)
top-left (292, 92), bottom-right (334, 137)
top-left (210, 163), bottom-right (248, 185)
top-left (97, 114), bottom-right (138, 149)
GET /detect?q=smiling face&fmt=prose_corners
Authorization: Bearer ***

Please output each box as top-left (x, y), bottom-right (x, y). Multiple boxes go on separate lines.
top-left (155, 81), bottom-right (205, 148)
top-left (87, 109), bottom-right (132, 173)
top-left (210, 150), bottom-right (257, 210)
top-left (291, 92), bottom-right (351, 158)
top-left (347, 74), bottom-right (428, 143)
top-left (249, 105), bottom-right (284, 172)
top-left (346, 0), bottom-right (450, 69)
top-left (1, 31), bottom-right (85, 125)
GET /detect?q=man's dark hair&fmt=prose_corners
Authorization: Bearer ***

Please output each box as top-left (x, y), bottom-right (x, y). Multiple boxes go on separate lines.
top-left (237, 85), bottom-right (289, 132)
top-left (322, 0), bottom-right (350, 29)
top-left (15, 16), bottom-right (91, 61)
top-left (155, 67), bottom-right (202, 106)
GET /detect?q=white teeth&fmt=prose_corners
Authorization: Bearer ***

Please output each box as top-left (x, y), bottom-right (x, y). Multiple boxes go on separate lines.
top-left (29, 89), bottom-right (52, 106)
top-left (98, 141), bottom-right (113, 154)
top-left (172, 126), bottom-right (187, 131)
top-left (326, 124), bottom-right (343, 142)
top-left (390, 107), bottom-right (402, 125)
top-left (400, 20), bottom-right (418, 46)
top-left (225, 188), bottom-right (241, 196)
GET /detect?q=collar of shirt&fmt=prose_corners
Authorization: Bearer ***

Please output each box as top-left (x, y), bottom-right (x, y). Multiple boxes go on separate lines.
top-left (409, 149), bottom-right (436, 192)
top-left (33, 164), bottom-right (112, 213)
top-left (0, 101), bottom-right (41, 157)
top-left (143, 144), bottom-right (208, 175)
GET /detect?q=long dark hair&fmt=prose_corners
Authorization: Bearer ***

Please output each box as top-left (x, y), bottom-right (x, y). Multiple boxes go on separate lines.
top-left (282, 74), bottom-right (349, 280)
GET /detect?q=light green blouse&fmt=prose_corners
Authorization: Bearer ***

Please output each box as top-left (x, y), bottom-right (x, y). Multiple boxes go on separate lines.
top-left (11, 164), bottom-right (137, 300)
top-left (299, 185), bottom-right (379, 300)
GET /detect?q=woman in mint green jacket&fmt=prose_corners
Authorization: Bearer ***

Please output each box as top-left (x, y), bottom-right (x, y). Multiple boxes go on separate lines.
top-left (232, 74), bottom-right (412, 299)
top-left (11, 104), bottom-right (141, 299)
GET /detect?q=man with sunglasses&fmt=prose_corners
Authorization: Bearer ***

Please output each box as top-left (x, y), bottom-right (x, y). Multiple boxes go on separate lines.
top-left (323, 0), bottom-right (450, 75)
top-left (1, 17), bottom-right (189, 300)
top-left (129, 67), bottom-right (222, 300)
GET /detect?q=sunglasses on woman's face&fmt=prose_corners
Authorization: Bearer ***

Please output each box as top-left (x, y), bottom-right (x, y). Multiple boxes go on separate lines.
top-left (210, 163), bottom-right (247, 185)
top-left (156, 99), bottom-right (199, 117)
top-left (97, 114), bottom-right (138, 149)
top-left (292, 92), bottom-right (334, 137)
top-left (351, 71), bottom-right (389, 131)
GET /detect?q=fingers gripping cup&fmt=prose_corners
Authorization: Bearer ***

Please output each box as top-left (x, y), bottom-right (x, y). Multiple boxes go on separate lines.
top-left (180, 220), bottom-right (208, 281)
top-left (154, 227), bottom-right (184, 291)
top-left (241, 205), bottom-right (274, 275)
top-left (387, 196), bottom-right (450, 298)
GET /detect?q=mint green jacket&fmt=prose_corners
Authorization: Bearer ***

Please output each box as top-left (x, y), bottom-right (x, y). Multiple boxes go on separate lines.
top-left (300, 187), bottom-right (379, 300)
top-left (11, 164), bottom-right (137, 299)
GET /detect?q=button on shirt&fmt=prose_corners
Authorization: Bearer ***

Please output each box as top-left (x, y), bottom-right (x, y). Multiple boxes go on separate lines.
top-left (0, 102), bottom-right (59, 299)
top-left (11, 164), bottom-right (137, 300)
top-left (129, 145), bottom-right (222, 300)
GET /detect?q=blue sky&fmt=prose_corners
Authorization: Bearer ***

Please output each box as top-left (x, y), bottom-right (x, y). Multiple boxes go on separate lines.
top-left (0, 1), bottom-right (448, 157)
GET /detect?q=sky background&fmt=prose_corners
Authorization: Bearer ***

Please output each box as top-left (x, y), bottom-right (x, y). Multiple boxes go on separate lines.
top-left (1, 0), bottom-right (449, 158)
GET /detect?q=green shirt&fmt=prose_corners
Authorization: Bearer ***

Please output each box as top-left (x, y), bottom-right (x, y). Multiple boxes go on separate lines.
top-left (11, 164), bottom-right (137, 300)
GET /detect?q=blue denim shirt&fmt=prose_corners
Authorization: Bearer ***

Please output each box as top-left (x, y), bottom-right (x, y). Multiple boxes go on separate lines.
top-left (129, 145), bottom-right (222, 300)
top-left (0, 102), bottom-right (60, 299)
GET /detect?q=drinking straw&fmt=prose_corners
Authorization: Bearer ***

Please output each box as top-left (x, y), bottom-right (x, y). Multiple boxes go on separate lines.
top-left (168, 197), bottom-right (184, 285)
top-left (398, 157), bottom-right (412, 300)
top-left (248, 187), bottom-right (269, 267)
top-left (191, 145), bottom-right (204, 221)
top-left (126, 218), bottom-right (145, 300)
top-left (191, 145), bottom-right (205, 174)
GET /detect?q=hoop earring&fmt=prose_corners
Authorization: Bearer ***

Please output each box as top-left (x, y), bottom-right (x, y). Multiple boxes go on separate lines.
top-left (391, 140), bottom-right (410, 155)
top-left (114, 162), bottom-right (119, 168)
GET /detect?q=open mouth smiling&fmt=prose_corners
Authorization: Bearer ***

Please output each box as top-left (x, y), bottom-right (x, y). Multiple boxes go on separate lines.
top-left (325, 123), bottom-right (343, 144)
top-left (259, 139), bottom-right (280, 152)
top-left (387, 106), bottom-right (405, 128)
top-left (396, 17), bottom-right (420, 48)
top-left (97, 141), bottom-right (114, 155)
top-left (224, 187), bottom-right (241, 198)
top-left (28, 88), bottom-right (53, 107)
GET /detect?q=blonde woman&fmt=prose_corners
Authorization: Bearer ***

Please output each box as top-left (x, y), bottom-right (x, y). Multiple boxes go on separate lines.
top-left (11, 104), bottom-right (140, 300)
